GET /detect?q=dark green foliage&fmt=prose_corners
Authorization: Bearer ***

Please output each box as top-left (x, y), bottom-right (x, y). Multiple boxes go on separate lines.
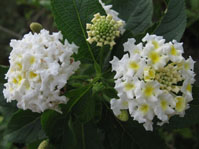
top-left (5, 110), bottom-right (46, 143)
top-left (41, 110), bottom-right (76, 148)
top-left (155, 0), bottom-right (186, 41)
top-left (0, 0), bottom-right (199, 148)
top-left (104, 0), bottom-right (153, 35)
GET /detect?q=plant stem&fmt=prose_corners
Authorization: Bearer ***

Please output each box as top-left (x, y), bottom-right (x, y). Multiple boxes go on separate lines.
top-left (100, 46), bottom-right (104, 68)
top-left (0, 25), bottom-right (21, 38)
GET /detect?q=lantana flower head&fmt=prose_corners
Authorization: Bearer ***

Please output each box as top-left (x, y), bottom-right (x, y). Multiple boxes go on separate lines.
top-left (86, 13), bottom-right (123, 49)
top-left (3, 29), bottom-right (80, 113)
top-left (110, 33), bottom-right (195, 131)
top-left (98, 0), bottom-right (125, 34)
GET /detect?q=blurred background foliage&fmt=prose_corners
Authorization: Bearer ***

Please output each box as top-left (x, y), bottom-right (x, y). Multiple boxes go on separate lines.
top-left (0, 0), bottom-right (199, 148)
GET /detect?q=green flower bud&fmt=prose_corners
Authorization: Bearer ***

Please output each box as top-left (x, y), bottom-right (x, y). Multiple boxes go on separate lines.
top-left (30, 22), bottom-right (43, 33)
top-left (86, 13), bottom-right (123, 49)
top-left (116, 110), bottom-right (129, 122)
top-left (0, 116), bottom-right (3, 124)
top-left (155, 62), bottom-right (183, 93)
top-left (38, 140), bottom-right (49, 149)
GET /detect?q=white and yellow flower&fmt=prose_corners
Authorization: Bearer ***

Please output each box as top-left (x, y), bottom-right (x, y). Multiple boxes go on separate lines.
top-left (123, 38), bottom-right (143, 55)
top-left (110, 33), bottom-right (195, 131)
top-left (114, 78), bottom-right (140, 99)
top-left (143, 44), bottom-right (168, 69)
top-left (135, 81), bottom-right (161, 102)
top-left (3, 29), bottom-right (80, 113)
top-left (111, 96), bottom-right (130, 116)
top-left (142, 33), bottom-right (165, 50)
top-left (154, 93), bottom-right (175, 121)
top-left (167, 40), bottom-right (184, 63)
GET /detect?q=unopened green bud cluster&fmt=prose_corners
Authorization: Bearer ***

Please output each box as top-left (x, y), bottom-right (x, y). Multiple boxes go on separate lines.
top-left (155, 63), bottom-right (182, 93)
top-left (86, 13), bottom-right (123, 49)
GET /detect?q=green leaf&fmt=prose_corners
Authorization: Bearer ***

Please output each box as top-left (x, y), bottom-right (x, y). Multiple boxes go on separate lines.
top-left (155, 0), bottom-right (186, 41)
top-left (100, 108), bottom-right (166, 149)
top-left (5, 110), bottom-right (46, 144)
top-left (83, 123), bottom-right (104, 149)
top-left (163, 105), bottom-right (199, 129)
top-left (65, 85), bottom-right (93, 115)
top-left (72, 91), bottom-right (95, 123)
top-left (124, 120), bottom-right (166, 149)
top-left (71, 121), bottom-right (105, 149)
top-left (41, 110), bottom-right (75, 148)
top-left (0, 83), bottom-right (17, 117)
top-left (190, 0), bottom-right (199, 10)
top-left (51, 0), bottom-right (106, 63)
top-left (104, 0), bottom-right (153, 35)
top-left (94, 62), bottom-right (101, 75)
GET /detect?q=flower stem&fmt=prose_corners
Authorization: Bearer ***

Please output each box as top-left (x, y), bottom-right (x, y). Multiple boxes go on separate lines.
top-left (100, 46), bottom-right (104, 69)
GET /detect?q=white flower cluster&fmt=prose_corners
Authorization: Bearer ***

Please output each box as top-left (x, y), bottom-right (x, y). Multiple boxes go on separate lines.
top-left (99, 0), bottom-right (125, 34)
top-left (3, 29), bottom-right (80, 113)
top-left (110, 34), bottom-right (195, 131)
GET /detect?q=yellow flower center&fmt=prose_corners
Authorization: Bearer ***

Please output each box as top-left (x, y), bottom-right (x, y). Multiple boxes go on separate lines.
top-left (184, 62), bottom-right (190, 70)
top-left (160, 100), bottom-right (168, 111)
top-left (139, 104), bottom-right (149, 114)
top-left (143, 85), bottom-right (154, 97)
top-left (149, 51), bottom-right (160, 64)
top-left (152, 40), bottom-right (159, 49)
top-left (144, 67), bottom-right (155, 81)
top-left (129, 61), bottom-right (139, 70)
top-left (170, 45), bottom-right (177, 56)
top-left (186, 84), bottom-right (192, 92)
top-left (125, 83), bottom-right (134, 90)
top-left (29, 71), bottom-right (38, 79)
top-left (30, 56), bottom-right (35, 65)
top-left (16, 62), bottom-right (22, 70)
top-left (12, 75), bottom-right (23, 85)
top-left (175, 96), bottom-right (185, 112)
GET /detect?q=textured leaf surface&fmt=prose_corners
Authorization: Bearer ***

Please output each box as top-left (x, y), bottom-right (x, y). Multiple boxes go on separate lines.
top-left (155, 0), bottom-right (186, 41)
top-left (51, 0), bottom-right (105, 63)
top-left (41, 110), bottom-right (75, 148)
top-left (5, 110), bottom-right (45, 143)
top-left (104, 0), bottom-right (153, 35)
top-left (72, 91), bottom-right (95, 123)
top-left (65, 85), bottom-right (93, 115)
top-left (101, 108), bottom-right (166, 149)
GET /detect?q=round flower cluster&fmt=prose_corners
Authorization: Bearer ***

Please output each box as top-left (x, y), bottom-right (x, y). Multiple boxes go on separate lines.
top-left (98, 0), bottom-right (125, 34)
top-left (110, 34), bottom-right (195, 131)
top-left (3, 29), bottom-right (80, 113)
top-left (86, 13), bottom-right (123, 49)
